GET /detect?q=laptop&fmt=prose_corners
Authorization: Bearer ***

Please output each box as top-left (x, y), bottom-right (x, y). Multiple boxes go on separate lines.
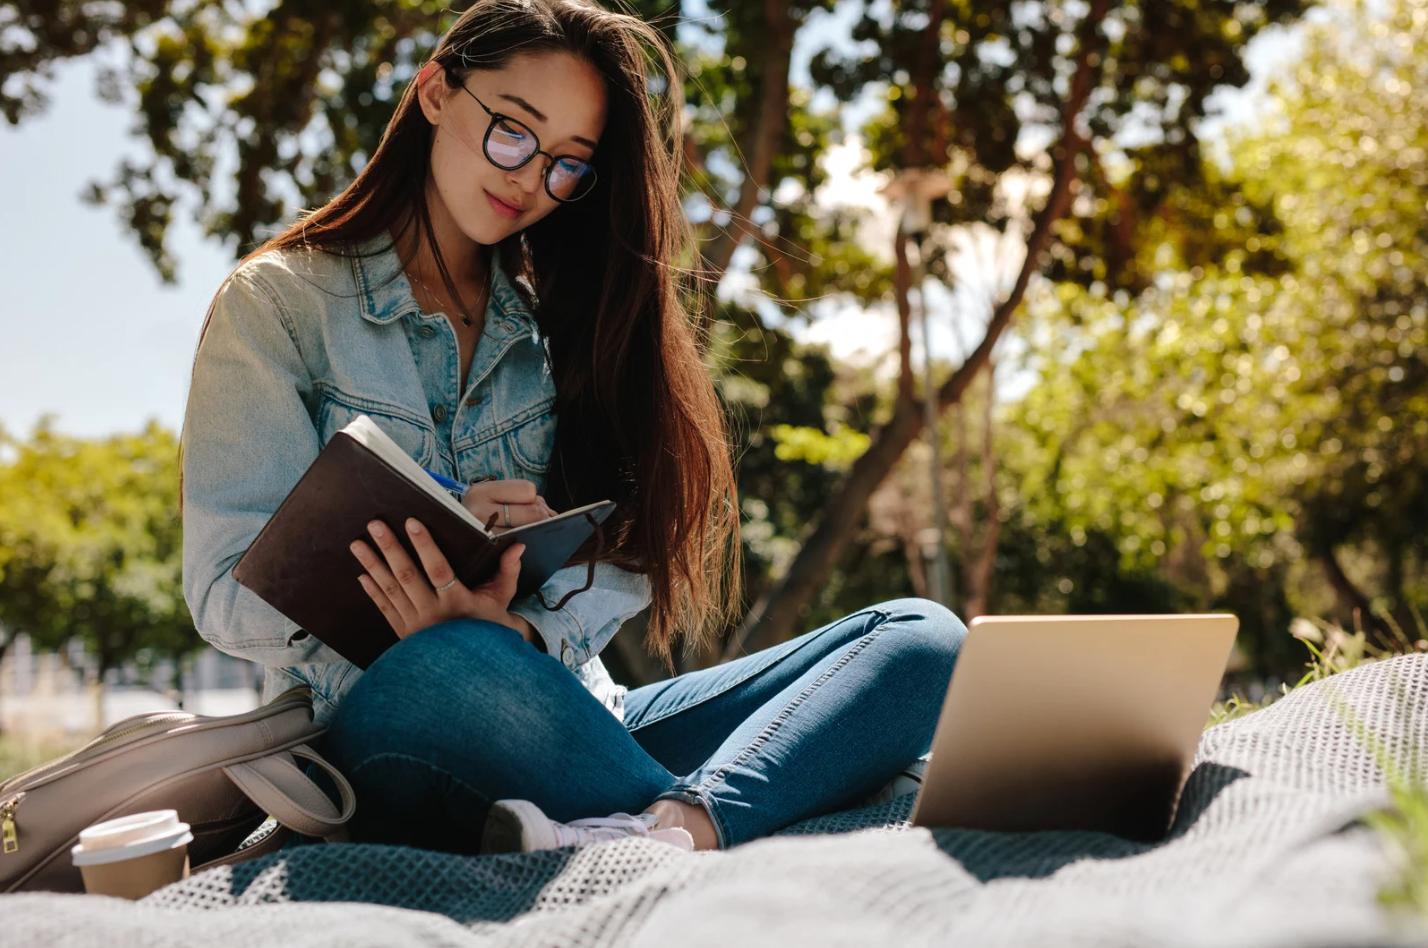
top-left (909, 614), bottom-right (1239, 842)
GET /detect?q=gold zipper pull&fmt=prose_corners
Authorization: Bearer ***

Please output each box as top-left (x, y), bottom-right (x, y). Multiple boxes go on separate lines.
top-left (2, 793), bottom-right (24, 855)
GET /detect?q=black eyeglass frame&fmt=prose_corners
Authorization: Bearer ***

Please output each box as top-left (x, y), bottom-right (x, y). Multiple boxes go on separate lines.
top-left (444, 69), bottom-right (599, 203)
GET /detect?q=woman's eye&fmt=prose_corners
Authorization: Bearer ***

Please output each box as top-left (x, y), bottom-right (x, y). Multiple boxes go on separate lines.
top-left (487, 119), bottom-right (535, 166)
top-left (549, 158), bottom-right (594, 199)
top-left (492, 120), bottom-right (529, 145)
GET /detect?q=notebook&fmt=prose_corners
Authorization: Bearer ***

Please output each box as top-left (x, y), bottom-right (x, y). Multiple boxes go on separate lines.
top-left (233, 414), bottom-right (615, 669)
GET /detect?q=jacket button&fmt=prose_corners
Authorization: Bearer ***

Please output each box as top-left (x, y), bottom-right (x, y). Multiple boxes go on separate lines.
top-left (560, 640), bottom-right (578, 670)
top-left (418, 325), bottom-right (436, 339)
top-left (431, 405), bottom-right (448, 423)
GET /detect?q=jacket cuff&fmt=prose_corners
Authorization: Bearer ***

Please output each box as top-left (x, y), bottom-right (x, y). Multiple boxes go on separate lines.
top-left (508, 598), bottom-right (588, 671)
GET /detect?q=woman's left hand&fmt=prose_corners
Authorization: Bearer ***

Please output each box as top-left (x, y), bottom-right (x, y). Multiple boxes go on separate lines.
top-left (350, 517), bottom-right (539, 643)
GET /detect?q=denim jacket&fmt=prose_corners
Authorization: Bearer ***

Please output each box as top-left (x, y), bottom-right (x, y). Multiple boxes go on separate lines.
top-left (181, 232), bottom-right (650, 725)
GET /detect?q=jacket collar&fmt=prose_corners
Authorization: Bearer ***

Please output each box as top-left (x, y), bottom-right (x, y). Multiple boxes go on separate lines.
top-left (350, 232), bottom-right (539, 335)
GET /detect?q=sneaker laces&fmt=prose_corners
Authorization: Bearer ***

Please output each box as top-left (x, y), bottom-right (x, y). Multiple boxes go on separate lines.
top-left (552, 811), bottom-right (661, 848)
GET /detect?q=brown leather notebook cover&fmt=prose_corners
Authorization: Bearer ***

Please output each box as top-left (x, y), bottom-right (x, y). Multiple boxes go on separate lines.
top-left (233, 430), bottom-right (614, 669)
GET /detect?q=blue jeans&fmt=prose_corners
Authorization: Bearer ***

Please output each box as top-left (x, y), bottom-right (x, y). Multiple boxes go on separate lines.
top-left (317, 597), bottom-right (965, 850)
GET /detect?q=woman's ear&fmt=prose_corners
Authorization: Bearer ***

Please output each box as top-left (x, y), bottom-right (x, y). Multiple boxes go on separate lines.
top-left (414, 60), bottom-right (449, 126)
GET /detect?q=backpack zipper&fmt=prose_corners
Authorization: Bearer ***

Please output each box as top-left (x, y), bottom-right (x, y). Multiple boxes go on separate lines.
top-left (0, 712), bottom-right (194, 794)
top-left (1, 792), bottom-right (24, 854)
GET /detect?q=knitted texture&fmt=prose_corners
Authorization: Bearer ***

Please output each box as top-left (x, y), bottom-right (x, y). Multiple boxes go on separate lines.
top-left (5, 655), bottom-right (1427, 946)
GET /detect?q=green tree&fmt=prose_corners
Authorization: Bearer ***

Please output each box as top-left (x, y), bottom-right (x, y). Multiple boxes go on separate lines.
top-left (980, 0), bottom-right (1428, 670)
top-left (734, 0), bottom-right (1312, 652)
top-left (0, 420), bottom-right (199, 730)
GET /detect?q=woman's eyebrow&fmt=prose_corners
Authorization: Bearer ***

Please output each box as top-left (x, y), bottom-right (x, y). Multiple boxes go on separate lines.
top-left (497, 93), bottom-right (598, 150)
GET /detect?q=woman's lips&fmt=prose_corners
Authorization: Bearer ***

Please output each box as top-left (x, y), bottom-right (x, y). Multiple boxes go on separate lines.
top-left (485, 190), bottom-right (521, 220)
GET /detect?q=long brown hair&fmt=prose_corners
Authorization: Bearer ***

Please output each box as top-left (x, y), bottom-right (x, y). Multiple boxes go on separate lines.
top-left (182, 0), bottom-right (741, 666)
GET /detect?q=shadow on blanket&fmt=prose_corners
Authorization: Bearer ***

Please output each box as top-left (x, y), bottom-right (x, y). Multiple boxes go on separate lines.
top-left (207, 843), bottom-right (578, 924)
top-left (919, 762), bottom-right (1250, 882)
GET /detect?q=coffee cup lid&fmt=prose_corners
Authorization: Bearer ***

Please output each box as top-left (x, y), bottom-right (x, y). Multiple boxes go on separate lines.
top-left (71, 810), bottom-right (193, 866)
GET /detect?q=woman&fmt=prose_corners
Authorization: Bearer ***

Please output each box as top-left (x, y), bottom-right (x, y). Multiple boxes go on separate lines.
top-left (181, 0), bottom-right (966, 854)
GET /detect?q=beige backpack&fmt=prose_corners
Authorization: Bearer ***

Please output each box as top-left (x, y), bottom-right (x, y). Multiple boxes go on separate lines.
top-left (1, 684), bottom-right (355, 893)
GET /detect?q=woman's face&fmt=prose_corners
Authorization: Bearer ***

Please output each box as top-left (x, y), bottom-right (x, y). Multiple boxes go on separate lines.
top-left (417, 50), bottom-right (608, 247)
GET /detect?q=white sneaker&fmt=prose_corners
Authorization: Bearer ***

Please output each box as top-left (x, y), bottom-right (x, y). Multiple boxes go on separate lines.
top-left (480, 799), bottom-right (695, 854)
top-left (861, 753), bottom-right (932, 808)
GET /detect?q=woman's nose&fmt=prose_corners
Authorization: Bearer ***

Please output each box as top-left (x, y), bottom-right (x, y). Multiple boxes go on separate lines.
top-left (506, 157), bottom-right (548, 195)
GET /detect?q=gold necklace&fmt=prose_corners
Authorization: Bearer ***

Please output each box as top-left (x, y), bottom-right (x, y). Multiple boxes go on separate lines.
top-left (409, 268), bottom-right (489, 328)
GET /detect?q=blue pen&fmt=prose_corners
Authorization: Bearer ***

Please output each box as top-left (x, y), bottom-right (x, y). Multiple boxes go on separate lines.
top-left (423, 468), bottom-right (468, 499)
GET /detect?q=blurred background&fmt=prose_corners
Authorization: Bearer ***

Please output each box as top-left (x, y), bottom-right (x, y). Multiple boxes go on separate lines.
top-left (2, 0), bottom-right (1425, 774)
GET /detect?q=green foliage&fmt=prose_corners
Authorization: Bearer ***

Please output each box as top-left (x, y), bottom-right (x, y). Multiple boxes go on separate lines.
top-left (706, 305), bottom-right (853, 599)
top-left (1230, 0), bottom-right (1428, 631)
top-left (1323, 666), bottom-right (1428, 920)
top-left (1205, 692), bottom-right (1275, 728)
top-left (768, 423), bottom-right (869, 470)
top-left (0, 420), bottom-right (198, 678)
top-left (804, 0), bottom-right (1310, 293)
top-left (1366, 775), bottom-right (1428, 917)
top-left (980, 0), bottom-right (1428, 668)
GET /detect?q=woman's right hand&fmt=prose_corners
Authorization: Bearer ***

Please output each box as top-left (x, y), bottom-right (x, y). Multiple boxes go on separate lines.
top-left (462, 478), bottom-right (555, 532)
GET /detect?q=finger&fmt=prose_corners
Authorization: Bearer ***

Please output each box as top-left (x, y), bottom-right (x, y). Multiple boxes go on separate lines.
top-left (405, 518), bottom-right (462, 594)
top-left (351, 539), bottom-right (416, 626)
top-left (357, 573), bottom-right (408, 637)
top-left (480, 479), bottom-right (539, 504)
top-left (363, 521), bottom-right (431, 617)
top-left (473, 543), bottom-right (524, 593)
top-left (459, 479), bottom-right (537, 516)
top-left (482, 501), bottom-right (554, 532)
top-left (488, 543), bottom-right (525, 604)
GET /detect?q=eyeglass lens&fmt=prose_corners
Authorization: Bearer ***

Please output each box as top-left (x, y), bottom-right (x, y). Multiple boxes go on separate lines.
top-left (486, 116), bottom-right (595, 201)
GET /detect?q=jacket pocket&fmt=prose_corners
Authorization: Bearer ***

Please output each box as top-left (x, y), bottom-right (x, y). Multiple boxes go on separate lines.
top-left (314, 386), bottom-right (435, 468)
top-left (506, 406), bottom-right (556, 478)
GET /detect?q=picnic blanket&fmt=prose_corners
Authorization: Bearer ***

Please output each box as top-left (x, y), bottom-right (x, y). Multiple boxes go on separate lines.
top-left (6, 654), bottom-right (1428, 946)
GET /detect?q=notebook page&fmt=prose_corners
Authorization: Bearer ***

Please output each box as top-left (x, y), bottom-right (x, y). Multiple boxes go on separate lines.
top-left (342, 414), bottom-right (488, 535)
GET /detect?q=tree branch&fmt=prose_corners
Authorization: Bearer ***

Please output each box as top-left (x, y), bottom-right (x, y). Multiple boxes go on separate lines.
top-left (724, 0), bottom-right (1113, 659)
top-left (696, 0), bottom-right (795, 288)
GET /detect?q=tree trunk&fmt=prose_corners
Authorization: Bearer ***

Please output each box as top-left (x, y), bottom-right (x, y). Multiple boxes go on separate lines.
top-left (893, 229), bottom-right (916, 405)
top-left (952, 387), bottom-right (971, 600)
top-left (964, 363), bottom-right (1000, 618)
top-left (91, 664), bottom-right (107, 736)
top-left (724, 2), bottom-right (1109, 658)
top-left (1318, 545), bottom-right (1389, 643)
top-left (695, 0), bottom-right (795, 290)
top-left (1384, 541), bottom-right (1419, 646)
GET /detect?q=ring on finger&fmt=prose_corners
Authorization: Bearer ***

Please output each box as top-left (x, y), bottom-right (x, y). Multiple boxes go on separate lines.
top-left (435, 577), bottom-right (459, 593)
top-left (503, 502), bottom-right (510, 527)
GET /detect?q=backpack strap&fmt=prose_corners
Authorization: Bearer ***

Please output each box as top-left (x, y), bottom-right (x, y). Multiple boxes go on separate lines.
top-left (223, 744), bottom-right (355, 842)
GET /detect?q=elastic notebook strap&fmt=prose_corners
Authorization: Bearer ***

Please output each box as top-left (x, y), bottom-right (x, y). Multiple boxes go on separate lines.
top-left (536, 511), bottom-right (602, 612)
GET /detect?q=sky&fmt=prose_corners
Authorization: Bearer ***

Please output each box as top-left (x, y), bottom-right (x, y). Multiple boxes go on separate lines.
top-left (0, 7), bottom-right (1307, 441)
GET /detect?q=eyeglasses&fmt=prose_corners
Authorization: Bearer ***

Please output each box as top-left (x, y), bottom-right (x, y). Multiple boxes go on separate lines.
top-left (446, 72), bottom-right (598, 203)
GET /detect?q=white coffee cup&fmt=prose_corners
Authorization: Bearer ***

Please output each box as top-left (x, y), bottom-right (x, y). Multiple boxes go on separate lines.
top-left (71, 809), bottom-right (193, 899)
